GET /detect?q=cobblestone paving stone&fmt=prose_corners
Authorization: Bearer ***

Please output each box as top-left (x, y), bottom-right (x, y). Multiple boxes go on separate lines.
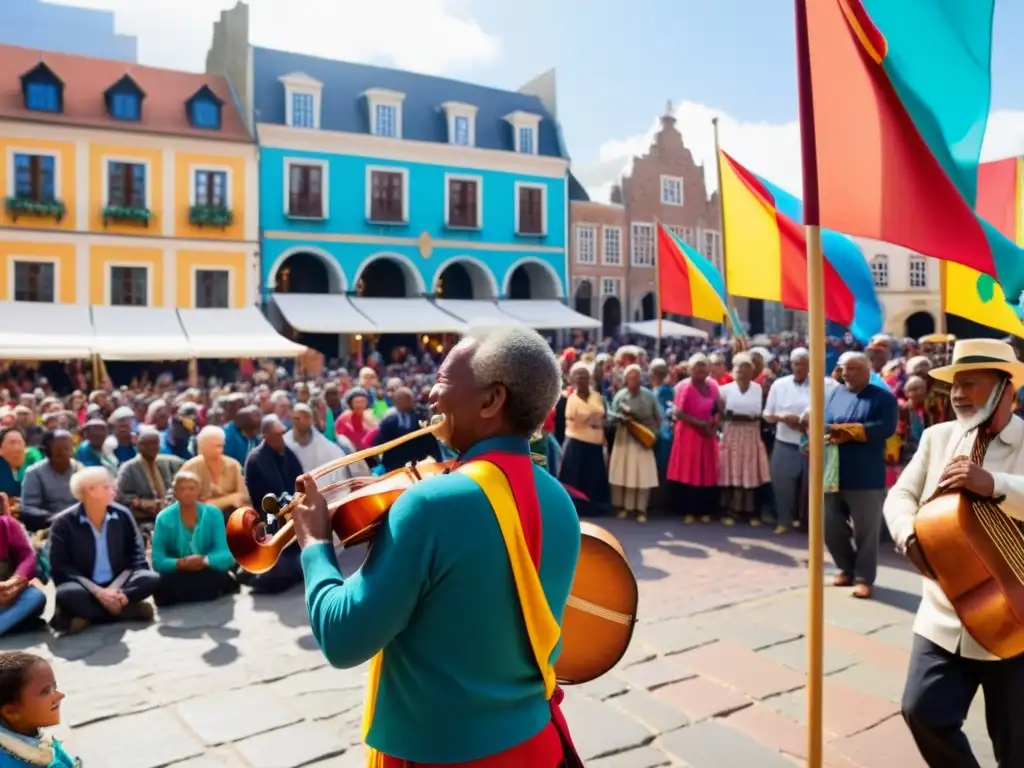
top-left (0, 519), bottom-right (996, 767)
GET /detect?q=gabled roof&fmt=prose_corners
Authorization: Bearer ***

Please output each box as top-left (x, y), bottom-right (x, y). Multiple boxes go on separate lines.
top-left (20, 61), bottom-right (62, 86)
top-left (104, 73), bottom-right (145, 98)
top-left (252, 47), bottom-right (566, 158)
top-left (186, 84), bottom-right (223, 107)
top-left (0, 43), bottom-right (251, 142)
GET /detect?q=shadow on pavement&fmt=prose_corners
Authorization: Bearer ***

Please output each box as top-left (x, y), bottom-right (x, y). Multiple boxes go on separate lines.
top-left (157, 598), bottom-right (241, 666)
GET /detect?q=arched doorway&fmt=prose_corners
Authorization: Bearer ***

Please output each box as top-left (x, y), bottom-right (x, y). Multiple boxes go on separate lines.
top-left (272, 250), bottom-right (342, 358)
top-left (637, 292), bottom-right (656, 322)
top-left (505, 260), bottom-right (561, 300)
top-left (356, 255), bottom-right (422, 360)
top-left (434, 258), bottom-right (496, 300)
top-left (904, 311), bottom-right (935, 339)
top-left (574, 281), bottom-right (593, 317)
top-left (602, 296), bottom-right (621, 338)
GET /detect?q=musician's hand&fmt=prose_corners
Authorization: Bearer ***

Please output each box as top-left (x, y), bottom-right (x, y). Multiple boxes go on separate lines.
top-left (938, 458), bottom-right (995, 498)
top-left (293, 474), bottom-right (332, 549)
top-left (904, 535), bottom-right (937, 580)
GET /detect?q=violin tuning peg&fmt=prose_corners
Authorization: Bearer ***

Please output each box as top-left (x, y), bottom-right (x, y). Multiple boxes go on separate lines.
top-left (261, 493), bottom-right (283, 516)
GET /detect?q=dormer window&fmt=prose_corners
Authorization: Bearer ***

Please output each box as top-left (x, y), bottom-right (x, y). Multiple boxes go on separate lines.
top-left (441, 101), bottom-right (477, 147)
top-left (20, 63), bottom-right (63, 113)
top-left (365, 88), bottom-right (405, 139)
top-left (104, 74), bottom-right (145, 122)
top-left (504, 110), bottom-right (542, 155)
top-left (186, 85), bottom-right (223, 131)
top-left (279, 72), bottom-right (323, 129)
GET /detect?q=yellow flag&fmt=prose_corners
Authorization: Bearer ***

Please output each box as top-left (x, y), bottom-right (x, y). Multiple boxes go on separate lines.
top-left (945, 261), bottom-right (1024, 338)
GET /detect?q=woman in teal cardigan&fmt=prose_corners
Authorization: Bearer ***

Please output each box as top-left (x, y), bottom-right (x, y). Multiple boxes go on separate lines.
top-left (150, 471), bottom-right (238, 606)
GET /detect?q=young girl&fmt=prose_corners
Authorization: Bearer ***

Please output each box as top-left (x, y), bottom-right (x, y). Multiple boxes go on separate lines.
top-left (0, 652), bottom-right (80, 767)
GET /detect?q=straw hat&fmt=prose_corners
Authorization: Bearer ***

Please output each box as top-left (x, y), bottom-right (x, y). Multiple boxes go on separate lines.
top-left (929, 339), bottom-right (1024, 391)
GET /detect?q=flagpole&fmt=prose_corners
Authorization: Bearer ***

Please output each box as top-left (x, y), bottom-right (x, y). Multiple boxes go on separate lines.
top-left (654, 219), bottom-right (663, 356)
top-left (712, 117), bottom-right (741, 341)
top-left (794, 0), bottom-right (825, 766)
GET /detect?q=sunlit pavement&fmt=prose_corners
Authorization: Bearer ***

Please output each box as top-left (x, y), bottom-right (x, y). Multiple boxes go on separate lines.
top-left (3, 518), bottom-right (993, 767)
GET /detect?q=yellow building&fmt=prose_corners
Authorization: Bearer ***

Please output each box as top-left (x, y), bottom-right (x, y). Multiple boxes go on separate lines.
top-left (0, 44), bottom-right (258, 315)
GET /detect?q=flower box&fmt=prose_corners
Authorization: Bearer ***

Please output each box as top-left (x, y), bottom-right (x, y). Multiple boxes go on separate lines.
top-left (189, 204), bottom-right (233, 228)
top-left (4, 196), bottom-right (66, 222)
top-left (102, 205), bottom-right (153, 226)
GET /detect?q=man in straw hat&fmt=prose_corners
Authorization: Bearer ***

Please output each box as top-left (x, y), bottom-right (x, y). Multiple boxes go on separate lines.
top-left (884, 338), bottom-right (1024, 767)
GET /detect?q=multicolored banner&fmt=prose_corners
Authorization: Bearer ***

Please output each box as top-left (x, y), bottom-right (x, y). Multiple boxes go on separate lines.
top-left (655, 223), bottom-right (729, 324)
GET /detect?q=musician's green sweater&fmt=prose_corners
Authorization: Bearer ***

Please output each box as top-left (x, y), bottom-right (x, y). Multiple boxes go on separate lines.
top-left (300, 435), bottom-right (581, 763)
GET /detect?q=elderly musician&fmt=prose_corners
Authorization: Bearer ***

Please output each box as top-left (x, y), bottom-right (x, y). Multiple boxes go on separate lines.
top-left (289, 325), bottom-right (583, 767)
top-left (884, 339), bottom-right (1024, 767)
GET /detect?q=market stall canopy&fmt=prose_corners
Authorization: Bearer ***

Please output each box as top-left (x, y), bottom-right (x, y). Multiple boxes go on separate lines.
top-left (91, 306), bottom-right (193, 361)
top-left (179, 307), bottom-right (306, 358)
top-left (626, 319), bottom-right (709, 340)
top-left (271, 294), bottom-right (377, 335)
top-left (0, 301), bottom-right (94, 359)
top-left (434, 299), bottom-right (524, 326)
top-left (349, 298), bottom-right (466, 334)
top-left (496, 300), bottom-right (601, 330)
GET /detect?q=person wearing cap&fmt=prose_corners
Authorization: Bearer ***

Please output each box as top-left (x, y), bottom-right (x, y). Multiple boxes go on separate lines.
top-left (884, 339), bottom-right (1024, 767)
top-left (336, 388), bottom-right (378, 454)
top-left (74, 418), bottom-right (118, 476)
top-left (109, 406), bottom-right (137, 465)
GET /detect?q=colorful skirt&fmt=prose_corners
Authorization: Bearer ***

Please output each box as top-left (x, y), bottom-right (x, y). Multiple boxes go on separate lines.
top-left (718, 421), bottom-right (770, 489)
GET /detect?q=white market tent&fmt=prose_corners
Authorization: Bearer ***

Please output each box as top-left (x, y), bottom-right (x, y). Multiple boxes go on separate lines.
top-left (271, 294), bottom-right (378, 335)
top-left (434, 299), bottom-right (525, 326)
top-left (349, 297), bottom-right (466, 334)
top-left (179, 307), bottom-right (307, 358)
top-left (0, 302), bottom-right (94, 359)
top-left (91, 306), bottom-right (194, 361)
top-left (626, 319), bottom-right (709, 340)
top-left (496, 300), bottom-right (601, 330)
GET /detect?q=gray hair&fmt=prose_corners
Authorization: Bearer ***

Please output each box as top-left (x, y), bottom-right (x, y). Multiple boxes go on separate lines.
top-left (649, 358), bottom-right (669, 377)
top-left (173, 470), bottom-right (201, 490)
top-left (196, 425), bottom-right (225, 449)
top-left (146, 399), bottom-right (167, 420)
top-left (270, 390), bottom-right (290, 405)
top-left (688, 353), bottom-right (709, 367)
top-left (568, 361), bottom-right (593, 379)
top-left (732, 352), bottom-right (753, 369)
top-left (70, 466), bottom-right (113, 501)
top-left (839, 351), bottom-right (869, 367)
top-left (467, 325), bottom-right (561, 436)
top-left (790, 347), bottom-right (809, 361)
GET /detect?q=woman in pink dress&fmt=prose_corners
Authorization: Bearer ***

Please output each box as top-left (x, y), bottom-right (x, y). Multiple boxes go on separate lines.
top-left (667, 354), bottom-right (720, 523)
top-left (335, 387), bottom-right (378, 452)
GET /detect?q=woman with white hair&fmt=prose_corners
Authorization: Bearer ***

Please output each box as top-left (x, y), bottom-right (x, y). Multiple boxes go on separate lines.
top-left (47, 466), bottom-right (160, 633)
top-left (150, 471), bottom-right (238, 606)
top-left (180, 425), bottom-right (249, 516)
top-left (558, 361), bottom-right (612, 516)
top-left (608, 364), bottom-right (661, 522)
top-left (717, 353), bottom-right (770, 525)
top-left (667, 353), bottom-right (721, 522)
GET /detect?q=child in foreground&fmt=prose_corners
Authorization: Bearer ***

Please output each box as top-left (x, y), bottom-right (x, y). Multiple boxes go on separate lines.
top-left (0, 652), bottom-right (80, 767)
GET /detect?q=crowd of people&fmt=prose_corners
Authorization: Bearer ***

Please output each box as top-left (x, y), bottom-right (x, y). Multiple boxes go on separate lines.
top-left (0, 328), bottom-right (976, 642)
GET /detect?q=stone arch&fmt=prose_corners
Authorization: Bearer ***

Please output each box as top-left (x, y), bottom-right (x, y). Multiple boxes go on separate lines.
top-left (636, 291), bottom-right (656, 322)
top-left (502, 257), bottom-right (563, 299)
top-left (904, 310), bottom-right (936, 339)
top-left (431, 256), bottom-right (499, 299)
top-left (574, 279), bottom-right (594, 317)
top-left (266, 246), bottom-right (346, 293)
top-left (602, 295), bottom-right (622, 338)
top-left (352, 252), bottom-right (426, 298)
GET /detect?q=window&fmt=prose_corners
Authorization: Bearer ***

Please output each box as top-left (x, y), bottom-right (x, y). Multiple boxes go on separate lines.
top-left (517, 126), bottom-right (535, 155)
top-left (369, 169), bottom-right (405, 223)
top-left (575, 225), bottom-right (596, 265)
top-left (909, 256), bottom-right (928, 289)
top-left (194, 170), bottom-right (228, 208)
top-left (603, 226), bottom-right (622, 266)
top-left (13, 154), bottom-right (55, 200)
top-left (287, 163), bottom-right (324, 218)
top-left (631, 223), bottom-right (654, 267)
top-left (292, 93), bottom-right (315, 128)
top-left (871, 255), bottom-right (889, 288)
top-left (702, 229), bottom-right (722, 271)
top-left (661, 176), bottom-right (683, 206)
top-left (109, 92), bottom-right (140, 121)
top-left (668, 225), bottom-right (695, 248)
top-left (195, 269), bottom-right (230, 308)
top-left (374, 104), bottom-right (398, 138)
top-left (516, 184), bottom-right (545, 235)
top-left (453, 116), bottom-right (470, 146)
top-left (446, 176), bottom-right (479, 228)
top-left (190, 99), bottom-right (221, 130)
top-left (25, 82), bottom-right (59, 112)
top-left (110, 266), bottom-right (148, 306)
top-left (601, 278), bottom-right (619, 297)
top-left (107, 161), bottom-right (147, 208)
top-left (13, 261), bottom-right (54, 302)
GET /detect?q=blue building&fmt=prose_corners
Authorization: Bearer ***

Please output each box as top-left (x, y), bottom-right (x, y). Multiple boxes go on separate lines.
top-left (0, 0), bottom-right (137, 61)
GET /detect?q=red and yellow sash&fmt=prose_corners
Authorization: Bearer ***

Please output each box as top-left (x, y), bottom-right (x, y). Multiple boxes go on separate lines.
top-left (364, 451), bottom-right (569, 767)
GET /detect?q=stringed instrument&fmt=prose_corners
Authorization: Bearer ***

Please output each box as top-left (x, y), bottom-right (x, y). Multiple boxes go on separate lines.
top-left (608, 410), bottom-right (657, 450)
top-left (225, 415), bottom-right (638, 683)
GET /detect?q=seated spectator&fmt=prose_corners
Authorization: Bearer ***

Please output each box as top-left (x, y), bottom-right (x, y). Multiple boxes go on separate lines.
top-left (19, 430), bottom-right (81, 534)
top-left (181, 426), bottom-right (248, 515)
top-left (160, 415), bottom-right (195, 461)
top-left (0, 515), bottom-right (46, 635)
top-left (373, 387), bottom-right (441, 473)
top-left (0, 427), bottom-right (43, 509)
top-left (109, 406), bottom-right (138, 464)
top-left (48, 467), bottom-right (160, 634)
top-left (285, 404), bottom-right (361, 475)
top-left (74, 418), bottom-right (118, 475)
top-left (335, 388), bottom-right (377, 452)
top-left (224, 405), bottom-right (260, 469)
top-left (116, 427), bottom-right (182, 530)
top-left (150, 472), bottom-right (237, 606)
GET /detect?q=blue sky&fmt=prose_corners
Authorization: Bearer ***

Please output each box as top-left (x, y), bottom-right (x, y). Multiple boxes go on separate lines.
top-left (44, 0), bottom-right (1024, 197)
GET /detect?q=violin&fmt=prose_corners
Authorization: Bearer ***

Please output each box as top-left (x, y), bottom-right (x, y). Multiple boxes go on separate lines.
top-left (226, 415), bottom-right (454, 574)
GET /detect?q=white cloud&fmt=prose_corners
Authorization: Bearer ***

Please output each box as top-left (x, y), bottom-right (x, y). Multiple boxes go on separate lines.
top-left (577, 100), bottom-right (1024, 203)
top-left (48, 0), bottom-right (501, 75)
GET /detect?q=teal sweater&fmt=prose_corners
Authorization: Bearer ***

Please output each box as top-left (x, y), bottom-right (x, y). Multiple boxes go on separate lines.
top-left (150, 502), bottom-right (236, 574)
top-left (301, 435), bottom-right (581, 763)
